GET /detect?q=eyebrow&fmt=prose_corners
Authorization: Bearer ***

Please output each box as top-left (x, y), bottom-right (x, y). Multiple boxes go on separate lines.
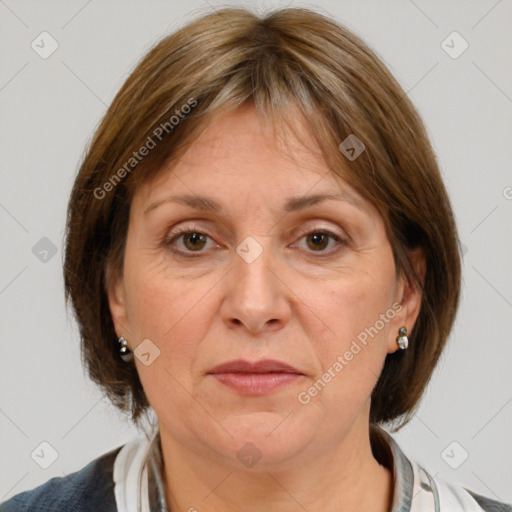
top-left (143, 191), bottom-right (363, 216)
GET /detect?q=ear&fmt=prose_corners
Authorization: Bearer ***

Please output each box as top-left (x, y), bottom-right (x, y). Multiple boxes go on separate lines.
top-left (387, 246), bottom-right (426, 354)
top-left (105, 263), bottom-right (131, 346)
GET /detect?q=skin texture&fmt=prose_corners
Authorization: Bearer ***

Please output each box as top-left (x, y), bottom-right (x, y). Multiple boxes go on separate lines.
top-left (107, 104), bottom-right (425, 512)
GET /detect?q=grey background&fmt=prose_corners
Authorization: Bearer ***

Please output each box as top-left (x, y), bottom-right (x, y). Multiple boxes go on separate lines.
top-left (1, 0), bottom-right (511, 504)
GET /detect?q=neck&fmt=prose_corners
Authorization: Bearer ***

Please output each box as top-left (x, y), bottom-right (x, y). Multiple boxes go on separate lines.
top-left (158, 418), bottom-right (393, 512)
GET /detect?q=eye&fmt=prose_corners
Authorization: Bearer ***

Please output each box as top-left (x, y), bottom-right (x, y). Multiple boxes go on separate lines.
top-left (164, 228), bottom-right (217, 254)
top-left (294, 230), bottom-right (346, 254)
top-left (164, 226), bottom-right (347, 257)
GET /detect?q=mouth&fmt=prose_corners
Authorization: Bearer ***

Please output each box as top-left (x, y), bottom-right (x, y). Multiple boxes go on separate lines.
top-left (207, 359), bottom-right (304, 395)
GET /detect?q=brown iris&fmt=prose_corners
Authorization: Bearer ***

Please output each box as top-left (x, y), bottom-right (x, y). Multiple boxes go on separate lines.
top-left (182, 232), bottom-right (208, 251)
top-left (306, 232), bottom-right (329, 251)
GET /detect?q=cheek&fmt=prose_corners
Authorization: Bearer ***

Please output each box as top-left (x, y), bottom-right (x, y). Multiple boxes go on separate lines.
top-left (319, 264), bottom-right (395, 344)
top-left (125, 266), bottom-right (212, 429)
top-left (307, 264), bottom-right (397, 400)
top-left (123, 255), bottom-right (217, 381)
top-left (124, 249), bottom-right (201, 339)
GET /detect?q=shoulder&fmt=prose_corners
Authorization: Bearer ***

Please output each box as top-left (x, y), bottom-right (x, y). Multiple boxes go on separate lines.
top-left (462, 488), bottom-right (512, 512)
top-left (421, 465), bottom-right (512, 512)
top-left (0, 445), bottom-right (122, 512)
top-left (375, 425), bottom-right (512, 512)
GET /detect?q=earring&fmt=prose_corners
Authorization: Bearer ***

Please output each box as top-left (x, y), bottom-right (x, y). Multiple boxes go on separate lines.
top-left (396, 326), bottom-right (408, 350)
top-left (117, 336), bottom-right (134, 362)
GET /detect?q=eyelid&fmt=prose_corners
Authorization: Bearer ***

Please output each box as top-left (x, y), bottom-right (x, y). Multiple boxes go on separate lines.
top-left (163, 223), bottom-right (219, 246)
top-left (164, 221), bottom-right (349, 257)
top-left (291, 221), bottom-right (347, 240)
top-left (164, 219), bottom-right (348, 242)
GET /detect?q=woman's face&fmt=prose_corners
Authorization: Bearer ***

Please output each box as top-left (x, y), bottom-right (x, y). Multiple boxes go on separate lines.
top-left (108, 105), bottom-right (422, 468)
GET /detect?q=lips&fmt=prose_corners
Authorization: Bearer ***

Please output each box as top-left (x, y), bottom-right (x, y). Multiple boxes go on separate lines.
top-left (207, 359), bottom-right (302, 375)
top-left (207, 359), bottom-right (304, 395)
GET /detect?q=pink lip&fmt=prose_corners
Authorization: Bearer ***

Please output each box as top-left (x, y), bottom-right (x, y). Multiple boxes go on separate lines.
top-left (207, 359), bottom-right (304, 395)
top-left (208, 359), bottom-right (302, 375)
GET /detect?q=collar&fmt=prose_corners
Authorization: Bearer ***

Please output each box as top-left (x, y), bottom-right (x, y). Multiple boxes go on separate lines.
top-left (114, 424), bottom-right (440, 512)
top-left (370, 423), bottom-right (440, 512)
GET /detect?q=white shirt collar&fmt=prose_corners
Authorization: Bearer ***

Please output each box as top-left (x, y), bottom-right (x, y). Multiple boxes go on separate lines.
top-left (113, 423), bottom-right (488, 512)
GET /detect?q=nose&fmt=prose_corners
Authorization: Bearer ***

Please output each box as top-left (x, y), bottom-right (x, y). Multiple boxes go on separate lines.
top-left (220, 238), bottom-right (291, 335)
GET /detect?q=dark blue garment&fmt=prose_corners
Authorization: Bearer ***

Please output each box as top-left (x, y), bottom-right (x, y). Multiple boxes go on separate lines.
top-left (467, 493), bottom-right (512, 512)
top-left (0, 446), bottom-right (121, 512)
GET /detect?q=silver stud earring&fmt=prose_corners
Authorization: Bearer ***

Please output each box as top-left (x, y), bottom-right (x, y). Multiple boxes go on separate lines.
top-left (396, 326), bottom-right (408, 350)
top-left (117, 336), bottom-right (134, 362)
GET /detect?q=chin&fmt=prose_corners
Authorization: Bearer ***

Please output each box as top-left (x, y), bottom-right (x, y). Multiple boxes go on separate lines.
top-left (215, 413), bottom-right (313, 468)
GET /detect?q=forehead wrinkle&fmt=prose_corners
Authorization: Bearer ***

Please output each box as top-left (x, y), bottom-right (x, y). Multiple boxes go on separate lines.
top-left (143, 190), bottom-right (364, 217)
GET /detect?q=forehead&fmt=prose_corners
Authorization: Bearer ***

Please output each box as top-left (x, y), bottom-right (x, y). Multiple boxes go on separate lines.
top-left (132, 105), bottom-right (371, 216)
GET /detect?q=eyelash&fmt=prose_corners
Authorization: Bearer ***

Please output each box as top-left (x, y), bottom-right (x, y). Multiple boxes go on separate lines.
top-left (163, 225), bottom-right (347, 257)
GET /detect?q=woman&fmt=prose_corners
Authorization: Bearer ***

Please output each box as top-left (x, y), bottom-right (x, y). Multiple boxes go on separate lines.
top-left (2, 6), bottom-right (510, 512)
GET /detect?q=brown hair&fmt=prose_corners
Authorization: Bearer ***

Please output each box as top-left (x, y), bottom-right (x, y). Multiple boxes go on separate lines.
top-left (63, 6), bottom-right (462, 430)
